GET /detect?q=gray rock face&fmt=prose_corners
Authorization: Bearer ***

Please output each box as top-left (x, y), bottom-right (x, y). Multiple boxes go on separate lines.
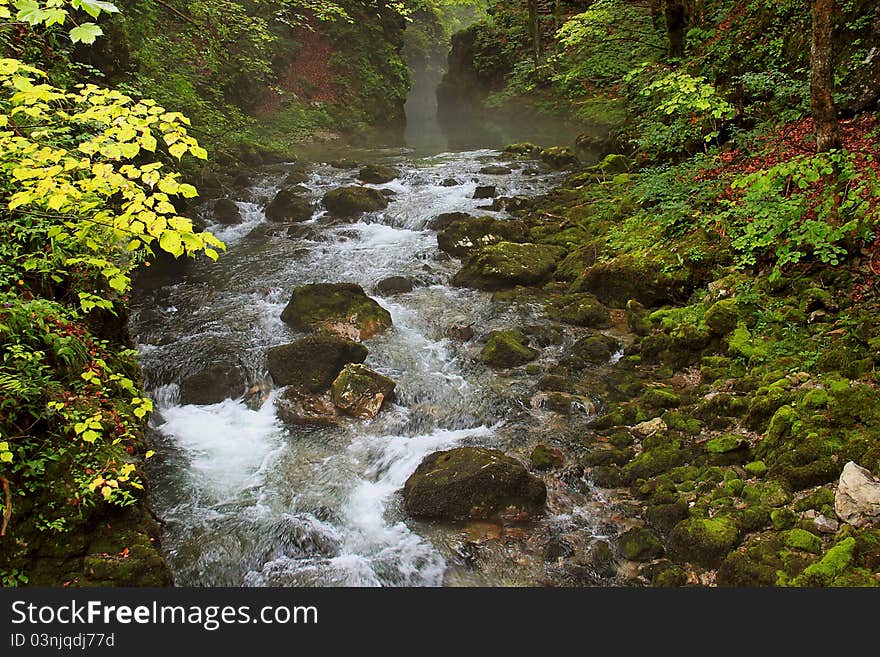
top-left (214, 199), bottom-right (242, 224)
top-left (179, 364), bottom-right (245, 405)
top-left (266, 336), bottom-right (367, 392)
top-left (835, 461), bottom-right (880, 528)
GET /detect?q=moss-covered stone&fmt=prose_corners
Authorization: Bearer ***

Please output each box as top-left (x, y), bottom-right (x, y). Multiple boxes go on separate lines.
top-left (661, 412), bottom-right (702, 435)
top-left (567, 334), bottom-right (621, 367)
top-left (785, 528), bottom-right (822, 554)
top-left (745, 460), bottom-right (768, 477)
top-left (791, 537), bottom-right (856, 586)
top-left (403, 447), bottom-right (547, 522)
top-left (280, 282), bottom-right (392, 341)
top-left (322, 186), bottom-right (389, 217)
top-left (546, 293), bottom-right (612, 328)
top-left (267, 336), bottom-right (368, 392)
top-left (481, 330), bottom-right (539, 368)
top-left (330, 363), bottom-right (396, 419)
top-left (705, 434), bottom-right (749, 454)
top-left (642, 388), bottom-right (681, 410)
top-left (265, 188), bottom-right (314, 222)
top-left (771, 507), bottom-right (798, 530)
top-left (728, 322), bottom-right (769, 362)
top-left (530, 444), bottom-right (564, 470)
top-left (540, 146), bottom-right (579, 169)
top-left (571, 254), bottom-right (696, 308)
top-left (503, 142), bottom-right (542, 158)
top-left (742, 480), bottom-right (793, 508)
top-left (652, 564), bottom-right (688, 587)
top-left (669, 516), bottom-right (740, 568)
top-left (453, 242), bottom-right (566, 290)
top-left (617, 527), bottom-right (664, 561)
top-left (704, 298), bottom-right (739, 336)
top-left (358, 163), bottom-right (399, 184)
top-left (437, 216), bottom-right (527, 258)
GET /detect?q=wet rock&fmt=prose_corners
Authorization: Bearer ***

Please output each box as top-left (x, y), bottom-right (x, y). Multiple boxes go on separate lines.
top-left (546, 293), bottom-right (611, 328)
top-left (280, 282), bottom-right (392, 341)
top-left (489, 195), bottom-right (530, 212)
top-left (530, 444), bottom-right (564, 470)
top-left (540, 146), bottom-right (579, 170)
top-left (376, 276), bottom-right (413, 296)
top-left (322, 186), bottom-right (388, 217)
top-left (330, 363), bottom-right (396, 419)
top-left (617, 527), bottom-right (664, 561)
top-left (481, 330), bottom-right (538, 368)
top-left (428, 211), bottom-right (473, 231)
top-left (567, 334), bottom-right (621, 366)
top-left (544, 536), bottom-right (575, 561)
top-left (437, 216), bottom-right (527, 258)
top-left (267, 336), bottom-right (367, 392)
top-left (835, 461), bottom-right (880, 528)
top-left (265, 189), bottom-right (314, 222)
top-left (472, 185), bottom-right (496, 199)
top-left (625, 299), bottom-right (651, 336)
top-left (502, 142), bottom-right (542, 158)
top-left (358, 163), bottom-right (399, 184)
top-left (669, 516), bottom-right (740, 568)
top-left (213, 199), bottom-right (242, 224)
top-left (571, 254), bottom-right (695, 308)
top-left (179, 364), bottom-right (246, 405)
top-left (479, 165), bottom-right (512, 175)
top-left (403, 447), bottom-right (547, 522)
top-left (521, 324), bottom-right (564, 347)
top-left (329, 159), bottom-right (358, 169)
top-left (444, 323), bottom-right (475, 341)
top-left (275, 387), bottom-right (338, 426)
top-left (284, 168), bottom-right (310, 184)
top-left (539, 392), bottom-right (595, 415)
top-left (452, 242), bottom-right (566, 290)
top-left (439, 178), bottom-right (460, 187)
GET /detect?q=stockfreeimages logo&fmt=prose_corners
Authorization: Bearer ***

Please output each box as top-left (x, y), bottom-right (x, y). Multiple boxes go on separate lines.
top-left (10, 600), bottom-right (318, 632)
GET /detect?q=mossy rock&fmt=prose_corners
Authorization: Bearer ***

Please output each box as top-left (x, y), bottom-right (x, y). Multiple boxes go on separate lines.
top-left (437, 216), bottom-right (527, 258)
top-left (669, 516), bottom-right (740, 568)
top-left (322, 186), bottom-right (389, 217)
top-left (642, 388), bottom-right (681, 410)
top-left (530, 444), bottom-right (564, 470)
top-left (540, 391), bottom-right (595, 415)
top-left (280, 282), bottom-right (392, 341)
top-left (652, 564), bottom-right (688, 587)
top-left (785, 528), bottom-right (822, 554)
top-left (625, 299), bottom-right (651, 336)
top-left (267, 336), bottom-right (367, 392)
top-left (179, 364), bottom-right (245, 405)
top-left (727, 322), bottom-right (769, 362)
top-left (583, 446), bottom-right (634, 467)
top-left (771, 507), bottom-right (798, 530)
top-left (265, 188), bottom-right (314, 222)
top-left (481, 330), bottom-right (539, 368)
top-left (745, 460), bottom-right (768, 477)
top-left (646, 501), bottom-right (690, 535)
top-left (793, 487), bottom-right (835, 512)
top-left (662, 412), bottom-right (702, 435)
top-left (330, 363), bottom-right (396, 419)
top-left (428, 211), bottom-right (473, 231)
top-left (622, 443), bottom-right (691, 483)
top-left (791, 537), bottom-right (856, 586)
top-left (502, 142), bottom-right (542, 158)
top-left (716, 535), bottom-right (788, 586)
top-left (214, 198), bottom-right (242, 224)
top-left (453, 242), bottom-right (566, 290)
top-left (617, 527), bottom-right (664, 561)
top-left (358, 163), bottom-right (399, 184)
top-left (571, 254), bottom-right (695, 308)
top-left (546, 293), bottom-right (611, 328)
top-left (539, 146), bottom-right (579, 169)
top-left (403, 447), bottom-right (547, 522)
top-left (705, 434), bottom-right (749, 454)
top-left (590, 153), bottom-right (629, 175)
top-left (275, 388), bottom-right (338, 426)
top-left (554, 244), bottom-right (600, 283)
top-left (742, 480), bottom-right (793, 508)
top-left (704, 298), bottom-right (739, 336)
top-left (567, 334), bottom-right (621, 367)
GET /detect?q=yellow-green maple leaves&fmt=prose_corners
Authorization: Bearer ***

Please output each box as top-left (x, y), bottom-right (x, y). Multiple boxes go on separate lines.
top-left (0, 57), bottom-right (225, 297)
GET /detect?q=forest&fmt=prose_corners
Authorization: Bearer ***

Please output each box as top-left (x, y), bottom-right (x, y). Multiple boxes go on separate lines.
top-left (1, 0), bottom-right (879, 589)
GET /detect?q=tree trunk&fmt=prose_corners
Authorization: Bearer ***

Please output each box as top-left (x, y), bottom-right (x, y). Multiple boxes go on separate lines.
top-left (527, 0), bottom-right (541, 64)
top-left (665, 0), bottom-right (687, 58)
top-left (811, 0), bottom-right (840, 152)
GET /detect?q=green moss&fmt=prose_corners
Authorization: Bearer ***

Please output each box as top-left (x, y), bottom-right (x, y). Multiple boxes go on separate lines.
top-left (662, 411), bottom-right (702, 435)
top-left (706, 435), bottom-right (748, 454)
top-left (745, 460), bottom-right (768, 476)
top-left (785, 528), bottom-right (822, 554)
top-left (791, 538), bottom-right (856, 586)
top-left (771, 507), bottom-right (798, 530)
top-left (530, 444), bottom-right (563, 470)
top-left (642, 388), bottom-right (681, 409)
top-left (793, 488), bottom-right (835, 512)
top-left (728, 322), bottom-right (769, 362)
top-left (481, 331), bottom-right (539, 368)
top-left (742, 480), bottom-right (792, 508)
top-left (546, 293), bottom-right (612, 328)
top-left (704, 298), bottom-right (739, 336)
top-left (669, 516), bottom-right (740, 568)
top-left (453, 242), bottom-right (567, 290)
top-left (617, 527), bottom-right (664, 561)
top-left (652, 564), bottom-right (688, 587)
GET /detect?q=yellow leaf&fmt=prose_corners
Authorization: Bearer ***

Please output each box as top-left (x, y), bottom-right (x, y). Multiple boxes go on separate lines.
top-left (169, 142), bottom-right (187, 159)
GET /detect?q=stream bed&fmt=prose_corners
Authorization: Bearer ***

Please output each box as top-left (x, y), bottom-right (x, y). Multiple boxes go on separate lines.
top-left (131, 144), bottom-right (630, 587)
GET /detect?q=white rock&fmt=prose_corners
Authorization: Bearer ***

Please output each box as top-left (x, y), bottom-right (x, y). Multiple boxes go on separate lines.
top-left (631, 417), bottom-right (667, 439)
top-left (835, 461), bottom-right (880, 528)
top-left (814, 514), bottom-right (839, 534)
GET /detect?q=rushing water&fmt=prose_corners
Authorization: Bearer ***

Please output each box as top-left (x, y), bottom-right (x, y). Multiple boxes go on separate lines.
top-left (131, 144), bottom-right (625, 587)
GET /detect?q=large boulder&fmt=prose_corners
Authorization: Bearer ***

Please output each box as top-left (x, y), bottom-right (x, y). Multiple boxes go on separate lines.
top-left (571, 254), bottom-right (695, 308)
top-left (280, 283), bottom-right (392, 341)
top-left (213, 199), bottom-right (242, 224)
top-left (322, 186), bottom-right (388, 217)
top-left (835, 461), bottom-right (880, 528)
top-left (267, 336), bottom-right (367, 392)
top-left (481, 330), bottom-right (538, 368)
top-left (502, 142), bottom-right (542, 158)
top-left (275, 387), bottom-right (338, 426)
top-left (358, 164), bottom-right (399, 184)
top-left (669, 516), bottom-right (740, 568)
top-left (428, 211), bottom-right (473, 231)
top-left (473, 185), bottom-right (496, 199)
top-left (540, 146), bottom-right (579, 170)
top-left (437, 216), bottom-right (527, 259)
top-left (331, 363), bottom-right (396, 419)
top-left (546, 293), bottom-right (611, 328)
top-left (403, 447), bottom-right (547, 522)
top-left (179, 364), bottom-right (246, 405)
top-left (452, 242), bottom-right (566, 290)
top-left (376, 276), bottom-right (414, 296)
top-left (265, 189), bottom-right (314, 222)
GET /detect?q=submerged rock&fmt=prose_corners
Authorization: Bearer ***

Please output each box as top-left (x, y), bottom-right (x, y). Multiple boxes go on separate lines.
top-left (479, 165), bottom-right (512, 175)
top-left (437, 216), bottom-right (527, 259)
top-left (214, 199), bottom-right (242, 224)
top-left (530, 444), bottom-right (564, 470)
top-left (835, 461), bottom-right (880, 528)
top-left (376, 276), bottom-right (413, 296)
top-left (439, 177), bottom-right (460, 187)
top-left (266, 336), bottom-right (367, 392)
top-left (322, 186), bottom-right (388, 217)
top-left (275, 387), bottom-right (338, 426)
top-left (330, 363), bottom-right (396, 419)
top-left (358, 163), bottom-right (399, 184)
top-left (179, 364), bottom-right (246, 405)
top-left (280, 282), bottom-right (392, 341)
top-left (403, 447), bottom-right (547, 522)
top-left (473, 185), bottom-right (496, 199)
top-left (452, 242), bottom-right (566, 290)
top-left (481, 330), bottom-right (538, 368)
top-left (265, 189), bottom-right (314, 222)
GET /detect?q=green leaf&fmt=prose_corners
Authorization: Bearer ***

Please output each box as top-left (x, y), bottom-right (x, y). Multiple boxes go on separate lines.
top-left (72, 0), bottom-right (119, 18)
top-left (69, 23), bottom-right (104, 45)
